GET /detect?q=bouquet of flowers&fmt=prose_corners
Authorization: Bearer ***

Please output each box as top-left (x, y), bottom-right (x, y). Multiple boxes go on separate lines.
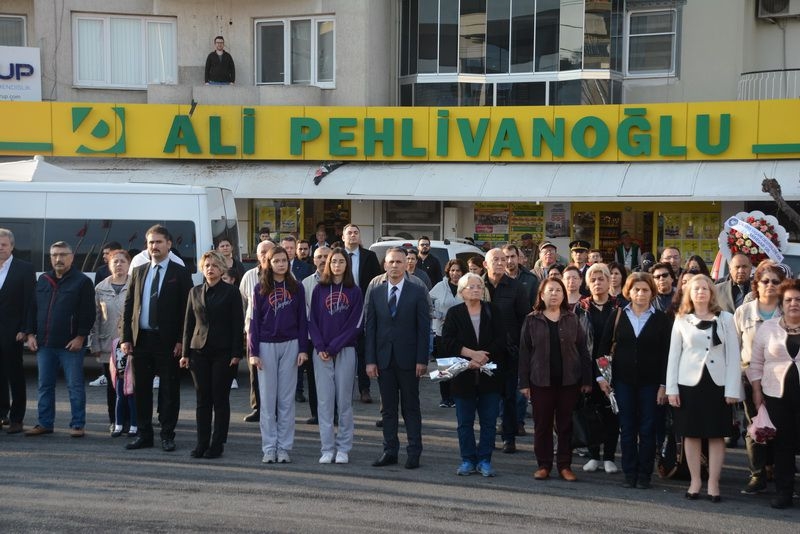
top-left (747, 404), bottom-right (777, 444)
top-left (596, 355), bottom-right (619, 414)
top-left (429, 357), bottom-right (497, 382)
top-left (718, 210), bottom-right (788, 265)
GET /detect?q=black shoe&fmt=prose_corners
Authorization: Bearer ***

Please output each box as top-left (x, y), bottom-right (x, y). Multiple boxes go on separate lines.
top-left (295, 392), bottom-right (307, 403)
top-left (771, 494), bottom-right (793, 509)
top-left (637, 478), bottom-right (652, 489)
top-left (707, 494), bottom-right (721, 503)
top-left (375, 418), bottom-right (383, 428)
top-left (126, 436), bottom-right (154, 450)
top-left (685, 492), bottom-right (699, 500)
top-left (161, 439), bottom-right (176, 452)
top-left (372, 452), bottom-right (398, 467)
top-left (111, 428), bottom-right (123, 438)
top-left (204, 446), bottom-right (223, 459)
top-left (502, 440), bottom-right (517, 454)
top-left (243, 410), bottom-right (260, 422)
top-left (405, 456), bottom-right (420, 469)
top-left (190, 447), bottom-right (207, 458)
top-left (741, 476), bottom-right (767, 494)
top-left (622, 477), bottom-right (637, 488)
top-left (306, 416), bottom-right (318, 425)
top-left (0, 417), bottom-right (9, 427)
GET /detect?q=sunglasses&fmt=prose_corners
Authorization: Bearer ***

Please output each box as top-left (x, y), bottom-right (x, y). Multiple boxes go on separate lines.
top-left (653, 273), bottom-right (671, 280)
top-left (759, 279), bottom-right (782, 286)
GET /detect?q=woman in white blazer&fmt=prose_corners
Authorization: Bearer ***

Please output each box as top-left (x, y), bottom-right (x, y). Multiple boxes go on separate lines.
top-left (666, 274), bottom-right (741, 502)
top-left (430, 258), bottom-right (466, 407)
top-left (748, 278), bottom-right (800, 509)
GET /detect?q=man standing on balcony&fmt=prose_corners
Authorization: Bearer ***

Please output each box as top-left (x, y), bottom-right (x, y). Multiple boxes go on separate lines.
top-left (205, 36), bottom-right (235, 85)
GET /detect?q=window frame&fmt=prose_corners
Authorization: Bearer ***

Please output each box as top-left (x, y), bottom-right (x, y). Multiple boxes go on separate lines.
top-left (624, 8), bottom-right (678, 78)
top-left (0, 14), bottom-right (26, 46)
top-left (72, 13), bottom-right (178, 90)
top-left (254, 16), bottom-right (336, 88)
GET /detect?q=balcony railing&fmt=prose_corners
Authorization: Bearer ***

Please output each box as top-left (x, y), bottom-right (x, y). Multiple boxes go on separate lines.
top-left (738, 69), bottom-right (800, 100)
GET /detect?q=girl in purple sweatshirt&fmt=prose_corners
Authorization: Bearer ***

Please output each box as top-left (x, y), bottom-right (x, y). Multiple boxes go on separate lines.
top-left (249, 246), bottom-right (308, 464)
top-left (308, 248), bottom-right (364, 464)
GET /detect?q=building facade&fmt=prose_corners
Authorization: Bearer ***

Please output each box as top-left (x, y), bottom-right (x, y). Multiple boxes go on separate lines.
top-left (2, 0), bottom-right (800, 263)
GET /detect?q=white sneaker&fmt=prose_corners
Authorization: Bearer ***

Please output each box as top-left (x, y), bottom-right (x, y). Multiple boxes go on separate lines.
top-left (604, 460), bottom-right (619, 474)
top-left (230, 378), bottom-right (239, 389)
top-left (262, 449), bottom-right (277, 464)
top-left (152, 376), bottom-right (160, 389)
top-left (319, 452), bottom-right (334, 464)
top-left (277, 449), bottom-right (292, 463)
top-left (89, 375), bottom-right (107, 387)
top-left (583, 459), bottom-right (601, 472)
top-left (335, 451), bottom-right (349, 464)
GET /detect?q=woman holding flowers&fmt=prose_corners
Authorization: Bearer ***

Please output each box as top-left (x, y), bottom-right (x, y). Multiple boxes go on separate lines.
top-left (749, 278), bottom-right (800, 509)
top-left (597, 272), bottom-right (671, 489)
top-left (666, 275), bottom-right (741, 502)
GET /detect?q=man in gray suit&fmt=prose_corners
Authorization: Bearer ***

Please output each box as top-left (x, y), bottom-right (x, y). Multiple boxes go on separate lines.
top-left (717, 253), bottom-right (752, 313)
top-left (365, 247), bottom-right (430, 469)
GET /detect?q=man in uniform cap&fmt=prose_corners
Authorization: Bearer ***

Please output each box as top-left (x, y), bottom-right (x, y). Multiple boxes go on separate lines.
top-left (570, 240), bottom-right (591, 296)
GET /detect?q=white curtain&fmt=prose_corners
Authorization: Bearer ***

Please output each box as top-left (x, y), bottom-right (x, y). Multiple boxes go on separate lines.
top-left (147, 21), bottom-right (177, 84)
top-left (110, 17), bottom-right (142, 85)
top-left (77, 18), bottom-right (104, 83)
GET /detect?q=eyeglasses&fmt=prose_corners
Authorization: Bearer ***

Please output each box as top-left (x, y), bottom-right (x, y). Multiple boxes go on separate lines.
top-left (653, 273), bottom-right (671, 280)
top-left (759, 279), bottom-right (782, 286)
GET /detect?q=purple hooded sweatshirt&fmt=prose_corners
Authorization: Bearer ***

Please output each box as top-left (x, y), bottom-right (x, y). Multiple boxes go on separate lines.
top-left (248, 280), bottom-right (308, 356)
top-left (308, 283), bottom-right (363, 356)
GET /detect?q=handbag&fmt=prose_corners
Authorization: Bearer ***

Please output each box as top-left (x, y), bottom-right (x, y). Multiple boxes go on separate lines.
top-left (571, 394), bottom-right (604, 448)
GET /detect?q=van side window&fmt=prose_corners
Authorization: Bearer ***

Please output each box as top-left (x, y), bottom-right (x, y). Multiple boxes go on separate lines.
top-left (0, 218), bottom-right (197, 273)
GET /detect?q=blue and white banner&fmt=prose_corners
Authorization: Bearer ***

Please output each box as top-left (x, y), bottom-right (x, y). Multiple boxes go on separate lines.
top-left (0, 46), bottom-right (42, 102)
top-left (725, 216), bottom-right (784, 262)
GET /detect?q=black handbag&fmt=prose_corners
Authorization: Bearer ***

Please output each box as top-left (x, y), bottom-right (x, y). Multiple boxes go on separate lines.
top-left (571, 394), bottom-right (604, 448)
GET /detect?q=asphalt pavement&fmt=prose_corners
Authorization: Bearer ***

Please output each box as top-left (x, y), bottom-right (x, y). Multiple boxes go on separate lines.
top-left (0, 361), bottom-right (798, 533)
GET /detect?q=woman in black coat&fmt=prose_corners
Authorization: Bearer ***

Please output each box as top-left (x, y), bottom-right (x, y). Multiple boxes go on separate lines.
top-left (597, 271), bottom-right (671, 489)
top-left (442, 273), bottom-right (506, 478)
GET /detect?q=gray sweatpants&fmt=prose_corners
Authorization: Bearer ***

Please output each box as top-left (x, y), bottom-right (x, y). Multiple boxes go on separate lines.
top-left (257, 340), bottom-right (298, 453)
top-left (313, 347), bottom-right (356, 455)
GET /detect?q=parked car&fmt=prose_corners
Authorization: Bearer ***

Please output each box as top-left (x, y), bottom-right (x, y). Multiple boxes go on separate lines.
top-left (369, 237), bottom-right (484, 268)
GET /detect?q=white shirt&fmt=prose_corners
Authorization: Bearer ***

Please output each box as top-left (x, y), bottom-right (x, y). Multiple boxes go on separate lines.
top-left (388, 277), bottom-right (405, 303)
top-left (0, 254), bottom-right (12, 290)
top-left (347, 247), bottom-right (360, 284)
top-left (139, 258), bottom-right (170, 330)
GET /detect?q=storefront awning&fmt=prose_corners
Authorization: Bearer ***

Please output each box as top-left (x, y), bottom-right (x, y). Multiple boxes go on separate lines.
top-left (5, 157), bottom-right (800, 202)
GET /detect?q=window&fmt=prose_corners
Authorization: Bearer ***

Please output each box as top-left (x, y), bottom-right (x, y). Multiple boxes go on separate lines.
top-left (625, 9), bottom-right (677, 77)
top-left (72, 14), bottom-right (177, 89)
top-left (0, 15), bottom-right (25, 46)
top-left (255, 17), bottom-right (335, 87)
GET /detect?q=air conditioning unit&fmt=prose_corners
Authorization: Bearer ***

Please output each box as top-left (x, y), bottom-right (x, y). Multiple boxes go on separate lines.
top-left (758, 0), bottom-right (800, 18)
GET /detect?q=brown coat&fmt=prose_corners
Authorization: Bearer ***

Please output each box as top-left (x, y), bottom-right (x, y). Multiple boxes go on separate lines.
top-left (518, 310), bottom-right (592, 388)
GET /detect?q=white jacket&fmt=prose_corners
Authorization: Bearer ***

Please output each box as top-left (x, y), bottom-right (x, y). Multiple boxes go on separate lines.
top-left (429, 280), bottom-right (462, 336)
top-left (666, 311), bottom-right (742, 400)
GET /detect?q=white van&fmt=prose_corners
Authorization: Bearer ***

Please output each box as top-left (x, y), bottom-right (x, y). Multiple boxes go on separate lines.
top-left (0, 181), bottom-right (238, 283)
top-left (369, 237), bottom-right (485, 267)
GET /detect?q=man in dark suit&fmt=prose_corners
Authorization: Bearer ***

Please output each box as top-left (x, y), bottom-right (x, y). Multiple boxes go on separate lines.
top-left (366, 247), bottom-right (430, 469)
top-left (0, 229), bottom-right (35, 434)
top-left (122, 225), bottom-right (192, 452)
top-left (343, 223), bottom-right (383, 403)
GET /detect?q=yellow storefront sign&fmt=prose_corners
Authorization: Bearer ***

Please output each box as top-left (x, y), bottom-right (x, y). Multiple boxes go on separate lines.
top-left (1, 100), bottom-right (798, 162)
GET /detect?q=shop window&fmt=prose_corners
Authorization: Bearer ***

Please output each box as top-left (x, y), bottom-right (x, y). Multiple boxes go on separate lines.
top-left (72, 13), bottom-right (177, 88)
top-left (0, 15), bottom-right (25, 46)
top-left (255, 17), bottom-right (334, 87)
top-left (252, 200), bottom-right (304, 247)
top-left (625, 9), bottom-right (677, 77)
top-left (383, 201), bottom-right (441, 240)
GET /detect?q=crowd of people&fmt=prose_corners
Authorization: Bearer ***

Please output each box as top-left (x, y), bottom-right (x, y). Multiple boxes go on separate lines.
top-left (1, 225), bottom-right (799, 510)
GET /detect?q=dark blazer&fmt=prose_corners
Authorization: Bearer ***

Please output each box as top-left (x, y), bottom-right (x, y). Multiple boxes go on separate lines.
top-left (365, 280), bottom-right (430, 370)
top-left (122, 260), bottom-right (193, 348)
top-left (442, 302), bottom-right (507, 397)
top-left (0, 257), bottom-right (36, 340)
top-left (182, 281), bottom-right (244, 359)
top-left (356, 247), bottom-right (383, 295)
top-left (291, 259), bottom-right (314, 282)
top-left (596, 308), bottom-right (671, 386)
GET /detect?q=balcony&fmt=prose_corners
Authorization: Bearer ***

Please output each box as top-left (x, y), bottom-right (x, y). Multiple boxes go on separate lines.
top-left (738, 69), bottom-right (800, 100)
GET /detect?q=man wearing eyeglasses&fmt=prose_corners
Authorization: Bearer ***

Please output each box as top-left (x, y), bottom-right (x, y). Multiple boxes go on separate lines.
top-left (717, 253), bottom-right (753, 313)
top-left (649, 262), bottom-right (676, 314)
top-left (204, 36), bottom-right (235, 85)
top-left (659, 247), bottom-right (683, 284)
top-left (25, 241), bottom-right (95, 438)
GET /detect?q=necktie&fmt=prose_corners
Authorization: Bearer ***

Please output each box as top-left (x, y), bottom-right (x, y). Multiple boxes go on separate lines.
top-left (388, 285), bottom-right (398, 318)
top-left (149, 265), bottom-right (160, 327)
top-left (734, 284), bottom-right (745, 308)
